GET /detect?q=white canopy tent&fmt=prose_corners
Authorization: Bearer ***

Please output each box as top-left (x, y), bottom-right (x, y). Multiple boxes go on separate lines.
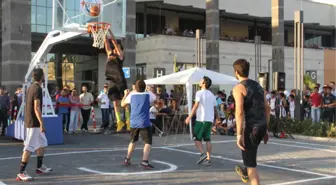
top-left (145, 67), bottom-right (238, 140)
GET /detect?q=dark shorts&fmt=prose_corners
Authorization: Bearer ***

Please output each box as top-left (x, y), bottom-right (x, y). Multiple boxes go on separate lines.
top-left (242, 124), bottom-right (267, 168)
top-left (193, 121), bottom-right (212, 142)
top-left (130, 127), bottom-right (152, 145)
top-left (108, 82), bottom-right (127, 101)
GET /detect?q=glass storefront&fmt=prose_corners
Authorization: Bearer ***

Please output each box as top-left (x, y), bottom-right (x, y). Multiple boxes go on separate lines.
top-left (31, 52), bottom-right (98, 92)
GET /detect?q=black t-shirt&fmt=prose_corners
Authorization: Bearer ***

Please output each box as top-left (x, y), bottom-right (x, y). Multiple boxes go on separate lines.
top-left (240, 79), bottom-right (266, 127)
top-left (24, 83), bottom-right (42, 128)
top-left (323, 94), bottom-right (336, 111)
top-left (105, 56), bottom-right (126, 86)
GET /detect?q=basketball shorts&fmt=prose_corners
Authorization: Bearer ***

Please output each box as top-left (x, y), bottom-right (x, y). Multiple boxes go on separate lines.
top-left (23, 128), bottom-right (48, 152)
top-left (108, 82), bottom-right (127, 101)
top-left (130, 127), bottom-right (152, 145)
top-left (193, 121), bottom-right (212, 142)
top-left (242, 124), bottom-right (266, 168)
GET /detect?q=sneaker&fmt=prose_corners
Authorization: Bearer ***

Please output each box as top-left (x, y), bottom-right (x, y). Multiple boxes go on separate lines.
top-left (16, 171), bottom-right (34, 181)
top-left (36, 165), bottom-right (53, 174)
top-left (124, 158), bottom-right (131, 166)
top-left (235, 165), bottom-right (249, 183)
top-left (126, 120), bottom-right (130, 131)
top-left (116, 121), bottom-right (125, 132)
top-left (196, 153), bottom-right (207, 164)
top-left (140, 161), bottom-right (154, 170)
top-left (202, 159), bottom-right (212, 166)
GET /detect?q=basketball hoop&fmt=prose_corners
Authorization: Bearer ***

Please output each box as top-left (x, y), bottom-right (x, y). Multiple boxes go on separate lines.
top-left (87, 22), bottom-right (111, 49)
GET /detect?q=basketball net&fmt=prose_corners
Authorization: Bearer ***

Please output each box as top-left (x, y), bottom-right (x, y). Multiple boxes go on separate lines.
top-left (88, 22), bottom-right (110, 49)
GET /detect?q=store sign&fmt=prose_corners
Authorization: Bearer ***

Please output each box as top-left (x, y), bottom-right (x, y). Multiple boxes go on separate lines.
top-left (123, 67), bottom-right (130, 79)
top-left (154, 68), bottom-right (165, 78)
top-left (306, 70), bottom-right (317, 83)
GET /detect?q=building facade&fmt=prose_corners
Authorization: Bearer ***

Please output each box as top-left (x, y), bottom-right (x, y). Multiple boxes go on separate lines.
top-left (0, 0), bottom-right (335, 95)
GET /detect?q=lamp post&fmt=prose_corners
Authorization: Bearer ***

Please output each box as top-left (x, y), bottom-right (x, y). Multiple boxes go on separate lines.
top-left (268, 59), bottom-right (273, 91)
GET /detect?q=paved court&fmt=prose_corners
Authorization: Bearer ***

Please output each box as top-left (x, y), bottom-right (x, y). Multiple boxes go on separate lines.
top-left (0, 133), bottom-right (335, 185)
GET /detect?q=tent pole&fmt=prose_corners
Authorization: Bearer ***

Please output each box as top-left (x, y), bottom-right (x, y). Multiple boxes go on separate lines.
top-left (186, 82), bottom-right (193, 140)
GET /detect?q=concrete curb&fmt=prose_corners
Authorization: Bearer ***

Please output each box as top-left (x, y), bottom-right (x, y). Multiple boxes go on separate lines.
top-left (290, 134), bottom-right (336, 143)
top-left (270, 133), bottom-right (336, 143)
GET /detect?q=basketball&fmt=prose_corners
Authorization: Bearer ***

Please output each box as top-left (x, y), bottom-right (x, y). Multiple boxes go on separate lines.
top-left (90, 5), bottom-right (100, 17)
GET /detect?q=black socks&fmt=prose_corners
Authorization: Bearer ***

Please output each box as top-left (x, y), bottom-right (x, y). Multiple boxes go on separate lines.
top-left (37, 156), bottom-right (44, 169)
top-left (20, 162), bottom-right (27, 173)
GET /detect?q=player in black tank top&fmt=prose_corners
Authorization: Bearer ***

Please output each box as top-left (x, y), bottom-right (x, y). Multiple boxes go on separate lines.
top-left (232, 59), bottom-right (270, 185)
top-left (104, 30), bottom-right (130, 132)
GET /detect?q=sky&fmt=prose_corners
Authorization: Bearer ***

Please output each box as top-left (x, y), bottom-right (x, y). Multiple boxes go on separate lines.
top-left (310, 0), bottom-right (336, 6)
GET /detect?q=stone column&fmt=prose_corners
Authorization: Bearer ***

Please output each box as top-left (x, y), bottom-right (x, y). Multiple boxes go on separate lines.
top-left (1, 0), bottom-right (31, 94)
top-left (123, 0), bottom-right (136, 88)
top-left (271, 0), bottom-right (285, 73)
top-left (205, 0), bottom-right (219, 72)
top-left (55, 53), bottom-right (63, 89)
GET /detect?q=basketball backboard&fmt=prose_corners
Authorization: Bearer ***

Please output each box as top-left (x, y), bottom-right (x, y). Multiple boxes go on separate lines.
top-left (52, 0), bottom-right (126, 38)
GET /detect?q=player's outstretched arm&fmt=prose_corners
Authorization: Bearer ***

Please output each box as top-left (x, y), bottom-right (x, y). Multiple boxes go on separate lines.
top-left (108, 29), bottom-right (124, 60)
top-left (104, 36), bottom-right (112, 56)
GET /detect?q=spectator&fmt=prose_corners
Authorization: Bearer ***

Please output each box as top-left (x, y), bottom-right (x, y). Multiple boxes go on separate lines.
top-left (57, 90), bottom-right (70, 132)
top-left (302, 95), bottom-right (311, 119)
top-left (322, 85), bottom-right (336, 124)
top-left (269, 91), bottom-right (278, 117)
top-left (0, 86), bottom-right (10, 136)
top-left (69, 89), bottom-right (80, 134)
top-left (11, 94), bottom-right (19, 122)
top-left (265, 89), bottom-right (271, 102)
top-left (279, 93), bottom-right (288, 118)
top-left (221, 89), bottom-right (227, 102)
top-left (169, 99), bottom-right (179, 114)
top-left (215, 91), bottom-right (226, 122)
top-left (288, 94), bottom-right (295, 120)
top-left (329, 81), bottom-right (336, 96)
top-left (310, 86), bottom-right (322, 123)
top-left (149, 101), bottom-right (164, 134)
top-left (80, 85), bottom-right (94, 132)
top-left (227, 91), bottom-right (235, 105)
top-left (97, 85), bottom-right (110, 132)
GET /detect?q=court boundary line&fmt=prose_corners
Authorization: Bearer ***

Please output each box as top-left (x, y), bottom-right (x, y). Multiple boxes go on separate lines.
top-left (268, 176), bottom-right (336, 185)
top-left (78, 160), bottom-right (178, 176)
top-left (272, 139), bottom-right (336, 147)
top-left (163, 147), bottom-right (336, 184)
top-left (0, 140), bottom-right (236, 161)
top-left (268, 141), bottom-right (336, 153)
top-left (0, 139), bottom-right (335, 185)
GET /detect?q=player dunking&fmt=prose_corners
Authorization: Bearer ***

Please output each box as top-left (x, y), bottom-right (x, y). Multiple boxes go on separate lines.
top-left (17, 68), bottom-right (52, 181)
top-left (232, 59), bottom-right (270, 185)
top-left (185, 76), bottom-right (220, 165)
top-left (104, 30), bottom-right (130, 132)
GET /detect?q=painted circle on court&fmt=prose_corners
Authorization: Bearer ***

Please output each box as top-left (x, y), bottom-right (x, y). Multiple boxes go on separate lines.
top-left (77, 160), bottom-right (178, 176)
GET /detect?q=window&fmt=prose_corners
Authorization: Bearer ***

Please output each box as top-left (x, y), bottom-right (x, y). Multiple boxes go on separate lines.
top-left (37, 6), bottom-right (47, 25)
top-left (47, 8), bottom-right (53, 26)
top-left (66, 0), bottom-right (76, 10)
top-left (47, 0), bottom-right (53, 7)
top-left (36, 0), bottom-right (47, 6)
top-left (31, 6), bottom-right (36, 24)
top-left (37, 25), bottom-right (47, 33)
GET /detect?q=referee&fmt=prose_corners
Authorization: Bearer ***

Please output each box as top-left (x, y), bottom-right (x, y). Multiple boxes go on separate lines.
top-left (232, 59), bottom-right (270, 185)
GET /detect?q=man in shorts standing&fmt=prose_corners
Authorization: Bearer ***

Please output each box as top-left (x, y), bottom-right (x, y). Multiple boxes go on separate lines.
top-left (232, 59), bottom-right (270, 185)
top-left (121, 80), bottom-right (156, 169)
top-left (185, 76), bottom-right (220, 165)
top-left (17, 68), bottom-right (52, 181)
